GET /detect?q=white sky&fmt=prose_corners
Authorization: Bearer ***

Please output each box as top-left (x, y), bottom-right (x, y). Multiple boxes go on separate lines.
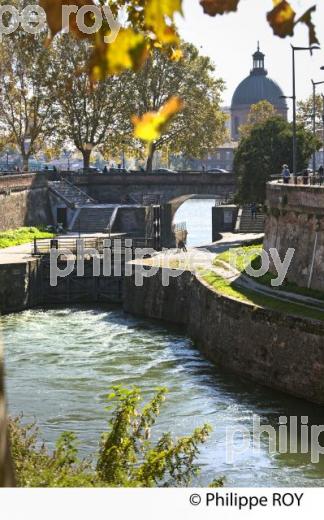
top-left (177, 0), bottom-right (324, 117)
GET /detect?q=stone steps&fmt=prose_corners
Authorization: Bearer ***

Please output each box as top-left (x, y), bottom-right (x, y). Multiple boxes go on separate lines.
top-left (238, 207), bottom-right (265, 233)
top-left (49, 181), bottom-right (94, 206)
top-left (71, 207), bottom-right (116, 233)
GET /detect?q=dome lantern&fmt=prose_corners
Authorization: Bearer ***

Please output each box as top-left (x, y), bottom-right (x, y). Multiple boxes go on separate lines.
top-left (252, 42), bottom-right (267, 75)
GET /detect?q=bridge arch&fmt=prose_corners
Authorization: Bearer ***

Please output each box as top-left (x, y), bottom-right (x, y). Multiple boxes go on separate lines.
top-left (168, 193), bottom-right (228, 220)
top-left (168, 194), bottom-right (230, 248)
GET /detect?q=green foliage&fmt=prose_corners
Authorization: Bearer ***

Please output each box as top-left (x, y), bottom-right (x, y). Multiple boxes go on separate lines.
top-left (52, 35), bottom-right (133, 169)
top-left (124, 43), bottom-right (227, 171)
top-left (0, 1), bottom-right (58, 170)
top-left (234, 116), bottom-right (320, 203)
top-left (239, 100), bottom-right (278, 139)
top-left (9, 387), bottom-right (218, 488)
top-left (9, 417), bottom-right (96, 487)
top-left (0, 227), bottom-right (54, 249)
top-left (297, 94), bottom-right (324, 140)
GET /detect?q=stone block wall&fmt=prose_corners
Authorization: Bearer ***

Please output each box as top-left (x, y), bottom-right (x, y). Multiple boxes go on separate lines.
top-left (0, 260), bottom-right (41, 315)
top-left (0, 175), bottom-right (52, 231)
top-left (264, 182), bottom-right (324, 290)
top-left (113, 207), bottom-right (147, 236)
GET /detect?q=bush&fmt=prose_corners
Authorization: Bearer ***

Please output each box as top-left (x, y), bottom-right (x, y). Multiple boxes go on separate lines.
top-left (9, 387), bottom-right (222, 488)
top-left (0, 227), bottom-right (54, 249)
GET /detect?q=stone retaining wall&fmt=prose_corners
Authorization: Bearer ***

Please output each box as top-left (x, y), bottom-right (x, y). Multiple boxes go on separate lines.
top-left (0, 260), bottom-right (41, 315)
top-left (264, 182), bottom-right (324, 290)
top-left (0, 174), bottom-right (51, 232)
top-left (123, 269), bottom-right (324, 404)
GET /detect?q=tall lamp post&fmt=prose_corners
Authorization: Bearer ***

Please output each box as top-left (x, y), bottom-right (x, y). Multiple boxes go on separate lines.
top-left (311, 79), bottom-right (324, 173)
top-left (322, 93), bottom-right (324, 166)
top-left (291, 45), bottom-right (320, 179)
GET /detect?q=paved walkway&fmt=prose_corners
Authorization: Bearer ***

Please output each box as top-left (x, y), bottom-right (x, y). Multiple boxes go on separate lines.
top-left (0, 242), bottom-right (35, 265)
top-left (0, 232), bottom-right (127, 265)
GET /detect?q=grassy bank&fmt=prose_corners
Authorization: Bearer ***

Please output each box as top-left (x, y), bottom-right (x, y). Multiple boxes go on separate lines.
top-left (202, 270), bottom-right (324, 322)
top-left (0, 227), bottom-right (54, 249)
top-left (214, 244), bottom-right (324, 302)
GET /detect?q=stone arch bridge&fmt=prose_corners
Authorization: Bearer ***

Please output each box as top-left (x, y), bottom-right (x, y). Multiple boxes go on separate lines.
top-left (74, 171), bottom-right (236, 246)
top-left (74, 171), bottom-right (236, 211)
top-left (0, 171), bottom-right (236, 246)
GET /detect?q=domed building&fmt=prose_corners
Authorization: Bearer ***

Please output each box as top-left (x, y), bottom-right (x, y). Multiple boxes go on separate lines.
top-left (231, 45), bottom-right (288, 140)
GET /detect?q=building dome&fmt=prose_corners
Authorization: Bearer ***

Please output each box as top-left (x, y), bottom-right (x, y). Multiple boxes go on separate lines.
top-left (232, 75), bottom-right (287, 109)
top-left (230, 44), bottom-right (288, 139)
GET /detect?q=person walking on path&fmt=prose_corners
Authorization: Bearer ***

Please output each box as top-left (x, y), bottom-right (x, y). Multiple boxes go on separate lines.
top-left (251, 202), bottom-right (257, 220)
top-left (318, 165), bottom-right (324, 186)
top-left (282, 164), bottom-right (291, 184)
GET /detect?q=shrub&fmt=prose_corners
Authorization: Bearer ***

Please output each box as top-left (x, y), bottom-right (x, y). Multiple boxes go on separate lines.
top-left (9, 387), bottom-right (221, 488)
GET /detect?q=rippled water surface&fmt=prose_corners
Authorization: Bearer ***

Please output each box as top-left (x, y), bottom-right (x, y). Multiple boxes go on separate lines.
top-left (3, 306), bottom-right (324, 487)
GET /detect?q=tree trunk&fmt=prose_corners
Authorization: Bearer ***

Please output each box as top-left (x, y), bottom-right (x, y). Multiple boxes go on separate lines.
top-left (22, 154), bottom-right (29, 172)
top-left (82, 149), bottom-right (92, 170)
top-left (146, 144), bottom-right (156, 173)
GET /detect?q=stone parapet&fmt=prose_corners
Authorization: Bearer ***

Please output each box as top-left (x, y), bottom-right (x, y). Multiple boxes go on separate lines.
top-left (264, 182), bottom-right (324, 291)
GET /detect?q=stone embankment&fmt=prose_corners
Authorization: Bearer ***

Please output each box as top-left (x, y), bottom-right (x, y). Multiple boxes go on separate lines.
top-left (123, 267), bottom-right (324, 405)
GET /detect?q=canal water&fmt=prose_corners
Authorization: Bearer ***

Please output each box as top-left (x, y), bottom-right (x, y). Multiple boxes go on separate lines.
top-left (3, 306), bottom-right (324, 487)
top-left (173, 198), bottom-right (216, 247)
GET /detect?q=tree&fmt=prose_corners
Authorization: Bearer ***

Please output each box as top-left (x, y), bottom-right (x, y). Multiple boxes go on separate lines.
top-left (53, 35), bottom-right (133, 169)
top-left (125, 43), bottom-right (227, 172)
top-left (235, 116), bottom-right (320, 203)
top-left (239, 100), bottom-right (278, 139)
top-left (0, 1), bottom-right (58, 171)
top-left (297, 94), bottom-right (324, 141)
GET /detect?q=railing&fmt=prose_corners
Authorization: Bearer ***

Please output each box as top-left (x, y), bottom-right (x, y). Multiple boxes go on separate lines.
top-left (214, 193), bottom-right (234, 206)
top-left (49, 178), bottom-right (96, 207)
top-left (33, 235), bottom-right (156, 256)
top-left (271, 173), bottom-right (324, 186)
top-left (59, 177), bottom-right (97, 203)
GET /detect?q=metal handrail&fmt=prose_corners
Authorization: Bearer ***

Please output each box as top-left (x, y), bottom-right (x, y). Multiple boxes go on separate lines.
top-left (33, 235), bottom-right (155, 256)
top-left (60, 177), bottom-right (96, 203)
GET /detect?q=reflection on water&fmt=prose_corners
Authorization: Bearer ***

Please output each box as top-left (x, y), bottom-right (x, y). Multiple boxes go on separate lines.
top-left (2, 306), bottom-right (324, 487)
top-left (173, 198), bottom-right (216, 247)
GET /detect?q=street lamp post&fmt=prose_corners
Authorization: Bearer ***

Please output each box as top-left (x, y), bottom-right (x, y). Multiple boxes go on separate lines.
top-left (291, 45), bottom-right (320, 180)
top-left (311, 80), bottom-right (324, 174)
top-left (322, 94), bottom-right (324, 166)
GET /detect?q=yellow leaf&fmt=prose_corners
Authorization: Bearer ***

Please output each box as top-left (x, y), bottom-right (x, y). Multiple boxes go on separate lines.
top-left (90, 28), bottom-right (149, 79)
top-left (267, 1), bottom-right (319, 45)
top-left (171, 48), bottom-right (183, 61)
top-left (267, 0), bottom-right (295, 37)
top-left (144, 0), bottom-right (182, 44)
top-left (132, 96), bottom-right (184, 142)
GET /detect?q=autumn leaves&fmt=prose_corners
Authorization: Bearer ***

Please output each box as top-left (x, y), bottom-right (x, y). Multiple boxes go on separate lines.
top-left (37, 0), bottom-right (319, 144)
top-left (38, 0), bottom-right (183, 142)
top-left (200, 0), bottom-right (319, 46)
top-left (132, 97), bottom-right (184, 142)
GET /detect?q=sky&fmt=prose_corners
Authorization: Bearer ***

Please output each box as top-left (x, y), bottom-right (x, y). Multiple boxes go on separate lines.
top-left (176, 0), bottom-right (324, 117)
